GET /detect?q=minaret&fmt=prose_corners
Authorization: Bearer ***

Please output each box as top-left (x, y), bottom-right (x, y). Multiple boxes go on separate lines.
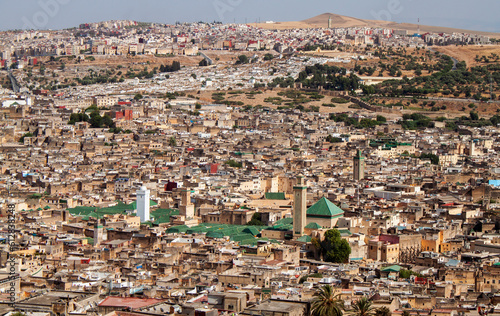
top-left (179, 189), bottom-right (195, 219)
top-left (470, 139), bottom-right (476, 156)
top-left (328, 16), bottom-right (332, 29)
top-left (94, 219), bottom-right (103, 246)
top-left (136, 186), bottom-right (150, 222)
top-left (293, 175), bottom-right (307, 238)
top-left (353, 149), bottom-right (365, 181)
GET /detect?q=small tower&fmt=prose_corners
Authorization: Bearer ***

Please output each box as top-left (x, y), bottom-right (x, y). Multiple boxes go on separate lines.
top-left (470, 139), bottom-right (476, 156)
top-left (179, 189), bottom-right (195, 219)
top-left (293, 175), bottom-right (307, 238)
top-left (94, 218), bottom-right (103, 246)
top-left (353, 149), bottom-right (365, 181)
top-left (328, 16), bottom-right (332, 29)
top-left (136, 186), bottom-right (150, 222)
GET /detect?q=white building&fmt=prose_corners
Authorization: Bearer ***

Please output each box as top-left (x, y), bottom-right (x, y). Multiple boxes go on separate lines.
top-left (136, 186), bottom-right (150, 222)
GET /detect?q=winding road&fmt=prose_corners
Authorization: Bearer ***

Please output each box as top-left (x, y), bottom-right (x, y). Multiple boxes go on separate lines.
top-left (427, 47), bottom-right (459, 71)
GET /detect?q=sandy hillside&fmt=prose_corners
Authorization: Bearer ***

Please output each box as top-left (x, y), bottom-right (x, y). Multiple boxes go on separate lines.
top-left (433, 45), bottom-right (500, 67)
top-left (256, 13), bottom-right (500, 38)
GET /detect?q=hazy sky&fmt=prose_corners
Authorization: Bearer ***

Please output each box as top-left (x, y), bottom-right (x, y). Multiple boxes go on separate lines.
top-left (1, 0), bottom-right (499, 33)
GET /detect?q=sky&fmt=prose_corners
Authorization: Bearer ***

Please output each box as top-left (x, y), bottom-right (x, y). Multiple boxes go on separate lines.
top-left (1, 0), bottom-right (499, 33)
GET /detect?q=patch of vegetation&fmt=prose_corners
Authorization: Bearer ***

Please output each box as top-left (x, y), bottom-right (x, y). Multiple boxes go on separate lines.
top-left (225, 160), bottom-right (242, 168)
top-left (399, 113), bottom-right (433, 130)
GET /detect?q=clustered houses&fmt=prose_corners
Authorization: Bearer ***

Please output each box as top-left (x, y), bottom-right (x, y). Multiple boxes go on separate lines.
top-left (0, 87), bottom-right (500, 315)
top-left (0, 20), bottom-right (491, 69)
top-left (0, 19), bottom-right (499, 316)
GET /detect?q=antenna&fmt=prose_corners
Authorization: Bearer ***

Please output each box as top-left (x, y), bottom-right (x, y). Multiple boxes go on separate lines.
top-left (418, 18), bottom-right (420, 35)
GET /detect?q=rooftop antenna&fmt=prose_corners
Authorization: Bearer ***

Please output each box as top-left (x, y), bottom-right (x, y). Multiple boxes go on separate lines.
top-left (418, 18), bottom-right (420, 35)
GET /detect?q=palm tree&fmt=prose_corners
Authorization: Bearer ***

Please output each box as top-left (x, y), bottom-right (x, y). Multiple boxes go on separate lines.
top-left (349, 297), bottom-right (375, 316)
top-left (311, 285), bottom-right (343, 316)
top-left (375, 306), bottom-right (391, 316)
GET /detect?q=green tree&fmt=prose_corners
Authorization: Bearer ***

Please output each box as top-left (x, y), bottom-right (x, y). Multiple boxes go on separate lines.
top-left (326, 135), bottom-right (343, 143)
top-left (349, 297), bottom-right (375, 316)
top-left (102, 114), bottom-right (115, 128)
top-left (236, 55), bottom-right (249, 65)
top-left (299, 273), bottom-right (323, 284)
top-left (374, 307), bottom-right (391, 316)
top-left (134, 93), bottom-right (143, 101)
top-left (199, 59), bottom-right (208, 66)
top-left (420, 153), bottom-right (439, 165)
top-left (247, 212), bottom-right (263, 226)
top-left (317, 229), bottom-right (351, 263)
top-left (169, 137), bottom-right (177, 147)
top-left (264, 53), bottom-right (274, 61)
top-left (311, 285), bottom-right (343, 316)
top-left (225, 160), bottom-right (242, 168)
top-left (89, 112), bottom-right (103, 128)
top-left (376, 115), bottom-right (387, 123)
top-left (19, 132), bottom-right (33, 143)
top-left (470, 111), bottom-right (479, 121)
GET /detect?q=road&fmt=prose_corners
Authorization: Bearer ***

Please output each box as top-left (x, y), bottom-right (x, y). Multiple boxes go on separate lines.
top-left (199, 51), bottom-right (214, 65)
top-left (6, 67), bottom-right (20, 93)
top-left (383, 95), bottom-right (500, 104)
top-left (427, 47), bottom-right (459, 71)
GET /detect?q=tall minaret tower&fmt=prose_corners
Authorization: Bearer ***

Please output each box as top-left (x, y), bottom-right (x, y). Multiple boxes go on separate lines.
top-left (293, 175), bottom-right (307, 238)
top-left (328, 16), bottom-right (332, 29)
top-left (179, 189), bottom-right (195, 219)
top-left (94, 218), bottom-right (103, 246)
top-left (353, 149), bottom-right (365, 181)
top-left (136, 186), bottom-right (150, 222)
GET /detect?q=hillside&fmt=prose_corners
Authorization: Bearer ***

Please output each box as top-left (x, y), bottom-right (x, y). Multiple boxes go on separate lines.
top-left (257, 13), bottom-right (500, 38)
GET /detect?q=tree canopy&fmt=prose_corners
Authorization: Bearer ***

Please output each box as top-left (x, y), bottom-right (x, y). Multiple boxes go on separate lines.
top-left (311, 285), bottom-right (343, 316)
top-left (313, 229), bottom-right (351, 263)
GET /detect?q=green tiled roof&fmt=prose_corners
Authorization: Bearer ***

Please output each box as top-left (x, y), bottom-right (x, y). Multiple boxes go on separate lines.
top-left (305, 222), bottom-right (322, 229)
top-left (297, 235), bottom-right (312, 243)
top-left (166, 225), bottom-right (189, 233)
top-left (338, 229), bottom-right (352, 236)
top-left (242, 226), bottom-right (260, 236)
top-left (274, 218), bottom-right (293, 226)
top-left (381, 265), bottom-right (402, 272)
top-left (306, 197), bottom-right (344, 218)
top-left (206, 231), bottom-right (225, 238)
top-left (265, 192), bottom-right (286, 200)
top-left (151, 208), bottom-right (179, 224)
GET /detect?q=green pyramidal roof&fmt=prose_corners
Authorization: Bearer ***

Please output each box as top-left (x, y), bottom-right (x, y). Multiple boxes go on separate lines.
top-left (305, 222), bottom-right (322, 229)
top-left (306, 197), bottom-right (344, 218)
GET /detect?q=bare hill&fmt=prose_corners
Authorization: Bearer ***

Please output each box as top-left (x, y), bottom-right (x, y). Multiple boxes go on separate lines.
top-left (257, 13), bottom-right (500, 38)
